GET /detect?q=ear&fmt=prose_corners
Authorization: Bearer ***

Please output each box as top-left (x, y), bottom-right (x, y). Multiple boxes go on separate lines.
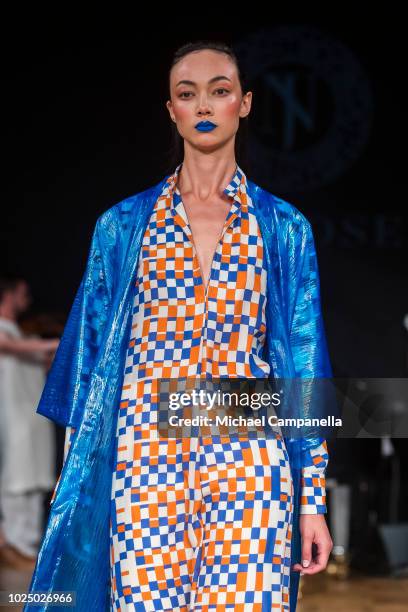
top-left (166, 100), bottom-right (176, 123)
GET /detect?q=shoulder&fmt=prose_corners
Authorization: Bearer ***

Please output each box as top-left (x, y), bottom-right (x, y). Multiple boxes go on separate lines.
top-left (84, 176), bottom-right (170, 270)
top-left (247, 179), bottom-right (312, 241)
top-left (97, 176), bottom-right (168, 230)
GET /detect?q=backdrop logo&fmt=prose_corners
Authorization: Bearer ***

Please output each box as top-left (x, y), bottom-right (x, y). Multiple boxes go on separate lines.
top-left (234, 25), bottom-right (373, 193)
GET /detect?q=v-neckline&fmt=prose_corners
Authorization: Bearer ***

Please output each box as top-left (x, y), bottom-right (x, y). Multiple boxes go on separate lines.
top-left (171, 174), bottom-right (242, 298)
top-left (180, 200), bottom-right (239, 299)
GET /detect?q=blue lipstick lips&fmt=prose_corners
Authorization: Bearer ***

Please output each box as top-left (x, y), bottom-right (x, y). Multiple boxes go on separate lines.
top-left (195, 121), bottom-right (217, 132)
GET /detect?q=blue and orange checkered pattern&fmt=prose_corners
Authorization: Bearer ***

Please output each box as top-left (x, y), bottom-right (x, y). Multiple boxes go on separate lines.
top-left (56, 163), bottom-right (328, 610)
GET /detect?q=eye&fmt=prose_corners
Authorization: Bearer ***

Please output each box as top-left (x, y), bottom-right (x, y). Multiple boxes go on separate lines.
top-left (179, 92), bottom-right (193, 99)
top-left (214, 88), bottom-right (229, 94)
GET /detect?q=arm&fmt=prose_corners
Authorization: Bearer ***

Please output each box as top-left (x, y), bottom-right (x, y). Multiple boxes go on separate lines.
top-left (0, 336), bottom-right (59, 357)
top-left (35, 208), bottom-right (118, 428)
top-left (288, 216), bottom-right (333, 571)
top-left (288, 218), bottom-right (332, 514)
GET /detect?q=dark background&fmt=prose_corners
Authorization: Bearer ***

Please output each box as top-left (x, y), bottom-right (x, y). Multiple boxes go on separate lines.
top-left (2, 18), bottom-right (407, 540)
top-left (2, 19), bottom-right (406, 378)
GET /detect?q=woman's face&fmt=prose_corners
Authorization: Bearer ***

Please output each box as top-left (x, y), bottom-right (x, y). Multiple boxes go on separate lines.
top-left (167, 49), bottom-right (252, 152)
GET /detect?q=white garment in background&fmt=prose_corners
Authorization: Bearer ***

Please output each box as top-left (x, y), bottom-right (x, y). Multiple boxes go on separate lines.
top-left (0, 317), bottom-right (55, 495)
top-left (1, 490), bottom-right (44, 557)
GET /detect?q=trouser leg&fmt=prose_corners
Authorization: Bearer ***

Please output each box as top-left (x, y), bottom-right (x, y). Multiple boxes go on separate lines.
top-left (329, 483), bottom-right (351, 556)
top-left (1, 489), bottom-right (44, 557)
top-left (110, 435), bottom-right (204, 611)
top-left (190, 433), bottom-right (293, 612)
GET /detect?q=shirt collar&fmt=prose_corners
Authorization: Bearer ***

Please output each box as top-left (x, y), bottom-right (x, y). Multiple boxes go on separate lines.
top-left (164, 162), bottom-right (248, 218)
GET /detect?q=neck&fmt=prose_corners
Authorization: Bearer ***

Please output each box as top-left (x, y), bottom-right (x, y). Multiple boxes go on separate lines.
top-left (0, 304), bottom-right (17, 321)
top-left (178, 148), bottom-right (237, 202)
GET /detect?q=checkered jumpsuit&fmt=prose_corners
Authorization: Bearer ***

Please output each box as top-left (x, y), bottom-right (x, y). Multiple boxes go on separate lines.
top-left (60, 163), bottom-right (328, 611)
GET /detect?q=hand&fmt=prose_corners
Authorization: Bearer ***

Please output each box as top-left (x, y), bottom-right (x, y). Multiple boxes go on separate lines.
top-left (292, 514), bottom-right (333, 575)
top-left (42, 338), bottom-right (60, 352)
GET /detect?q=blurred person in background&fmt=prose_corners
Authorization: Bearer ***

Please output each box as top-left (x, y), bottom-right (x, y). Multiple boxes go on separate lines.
top-left (0, 274), bottom-right (59, 571)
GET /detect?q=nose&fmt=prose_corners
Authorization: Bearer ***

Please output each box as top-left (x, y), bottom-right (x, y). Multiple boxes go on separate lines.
top-left (196, 95), bottom-right (212, 116)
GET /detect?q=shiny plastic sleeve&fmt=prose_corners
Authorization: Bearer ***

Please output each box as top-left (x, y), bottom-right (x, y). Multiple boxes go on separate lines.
top-left (35, 211), bottom-right (117, 428)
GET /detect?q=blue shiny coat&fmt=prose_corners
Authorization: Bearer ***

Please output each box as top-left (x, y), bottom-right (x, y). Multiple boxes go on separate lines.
top-left (24, 174), bottom-right (333, 611)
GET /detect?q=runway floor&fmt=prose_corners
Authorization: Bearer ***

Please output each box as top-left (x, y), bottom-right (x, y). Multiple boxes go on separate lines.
top-left (0, 562), bottom-right (407, 611)
top-left (298, 572), bottom-right (408, 612)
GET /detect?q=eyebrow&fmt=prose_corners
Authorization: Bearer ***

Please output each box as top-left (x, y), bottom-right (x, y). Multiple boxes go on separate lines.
top-left (175, 75), bottom-right (232, 87)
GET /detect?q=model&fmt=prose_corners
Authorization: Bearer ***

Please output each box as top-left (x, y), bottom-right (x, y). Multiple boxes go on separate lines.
top-left (25, 40), bottom-right (334, 612)
top-left (0, 276), bottom-right (58, 571)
